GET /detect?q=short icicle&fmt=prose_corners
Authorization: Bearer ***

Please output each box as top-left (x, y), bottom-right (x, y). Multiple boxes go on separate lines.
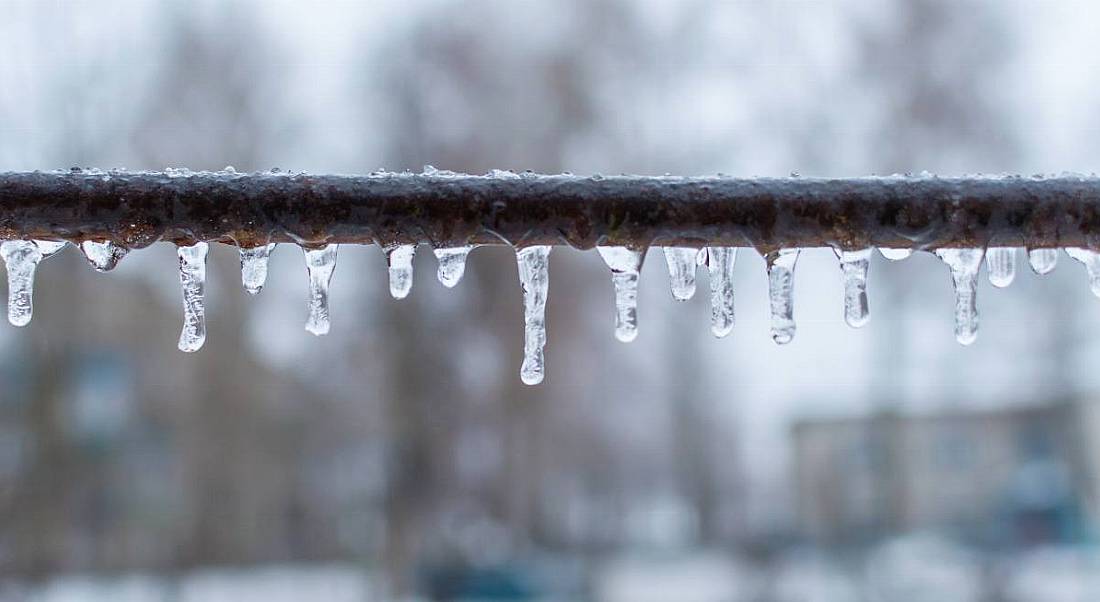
top-left (663, 247), bottom-right (702, 301)
top-left (1028, 248), bottom-right (1058, 275)
top-left (303, 245), bottom-right (338, 336)
top-left (387, 244), bottom-right (416, 299)
top-left (517, 246), bottom-right (552, 385)
top-left (707, 247), bottom-right (738, 337)
top-left (879, 248), bottom-right (912, 261)
top-left (935, 248), bottom-right (985, 345)
top-left (79, 240), bottom-right (129, 272)
top-left (1, 240), bottom-right (67, 327)
top-left (596, 246), bottom-right (645, 343)
top-left (240, 243), bottom-right (276, 294)
top-left (1066, 248), bottom-right (1100, 297)
top-left (434, 246), bottom-right (474, 288)
top-left (766, 249), bottom-right (801, 345)
top-left (986, 247), bottom-right (1016, 288)
top-left (177, 242), bottom-right (209, 352)
top-left (835, 248), bottom-right (872, 328)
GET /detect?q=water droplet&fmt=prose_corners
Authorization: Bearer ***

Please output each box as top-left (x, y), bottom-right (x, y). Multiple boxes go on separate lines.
top-left (707, 247), bottom-right (738, 337)
top-left (0, 240), bottom-right (65, 327)
top-left (1028, 248), bottom-right (1058, 275)
top-left (766, 249), bottom-right (800, 344)
top-left (79, 240), bottom-right (128, 272)
top-left (986, 247), bottom-right (1016, 288)
top-left (835, 248), bottom-right (872, 328)
top-left (663, 247), bottom-right (701, 301)
top-left (303, 245), bottom-right (338, 336)
top-left (597, 246), bottom-right (645, 342)
top-left (240, 244), bottom-right (276, 294)
top-left (386, 245), bottom-right (416, 299)
top-left (434, 246), bottom-right (473, 288)
top-left (1066, 248), bottom-right (1100, 297)
top-left (517, 246), bottom-right (551, 385)
top-left (935, 248), bottom-right (985, 345)
top-left (177, 242), bottom-right (209, 352)
top-left (879, 248), bottom-right (912, 261)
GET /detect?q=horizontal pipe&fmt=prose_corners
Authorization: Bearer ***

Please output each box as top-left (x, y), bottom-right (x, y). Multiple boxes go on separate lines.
top-left (0, 169), bottom-right (1098, 251)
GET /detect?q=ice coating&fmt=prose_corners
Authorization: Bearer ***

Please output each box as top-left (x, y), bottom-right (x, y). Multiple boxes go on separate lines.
top-left (663, 247), bottom-right (701, 301)
top-left (387, 244), bottom-right (416, 299)
top-left (304, 245), bottom-right (338, 335)
top-left (766, 249), bottom-right (801, 344)
top-left (986, 247), bottom-right (1016, 288)
top-left (517, 246), bottom-right (551, 385)
top-left (707, 247), bottom-right (738, 337)
top-left (0, 240), bottom-right (66, 327)
top-left (597, 246), bottom-right (645, 342)
top-left (879, 248), bottom-right (913, 261)
top-left (1066, 248), bottom-right (1100, 297)
top-left (240, 243), bottom-right (276, 294)
top-left (79, 240), bottom-right (129, 272)
top-left (935, 248), bottom-right (985, 345)
top-left (434, 246), bottom-right (473, 288)
top-left (835, 248), bottom-right (872, 328)
top-left (1028, 248), bottom-right (1058, 275)
top-left (177, 242), bottom-right (209, 352)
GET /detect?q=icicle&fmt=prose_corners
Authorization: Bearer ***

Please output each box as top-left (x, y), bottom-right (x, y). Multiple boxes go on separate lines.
top-left (835, 248), bottom-right (872, 328)
top-left (0, 240), bottom-right (65, 327)
top-left (986, 247), bottom-right (1016, 288)
top-left (517, 246), bottom-right (551, 385)
top-left (707, 247), bottom-right (738, 337)
top-left (879, 248), bottom-right (912, 261)
top-left (79, 240), bottom-right (128, 272)
top-left (663, 247), bottom-right (701, 301)
top-left (434, 245), bottom-right (473, 288)
top-left (1028, 248), bottom-right (1058, 275)
top-left (1066, 248), bottom-right (1100, 297)
top-left (935, 248), bottom-right (985, 345)
top-left (303, 245), bottom-right (338, 336)
top-left (596, 246), bottom-right (645, 343)
top-left (176, 242), bottom-right (209, 352)
top-left (766, 249), bottom-right (800, 345)
top-left (386, 244), bottom-right (416, 299)
top-left (240, 243), bottom-right (276, 294)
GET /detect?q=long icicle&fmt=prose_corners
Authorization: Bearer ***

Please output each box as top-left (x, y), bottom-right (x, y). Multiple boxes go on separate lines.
top-left (935, 248), bottom-right (985, 345)
top-left (304, 245), bottom-right (338, 336)
top-left (517, 246), bottom-right (552, 385)
top-left (835, 248), bottom-right (872, 328)
top-left (434, 245), bottom-right (474, 288)
top-left (1066, 248), bottom-right (1100, 297)
top-left (597, 246), bottom-right (645, 342)
top-left (707, 247), bottom-right (738, 337)
top-left (387, 244), bottom-right (416, 299)
top-left (240, 243), bottom-right (276, 295)
top-left (663, 247), bottom-right (701, 301)
top-left (177, 242), bottom-right (209, 352)
top-left (986, 247), bottom-right (1016, 288)
top-left (766, 249), bottom-right (801, 344)
top-left (1, 240), bottom-right (66, 327)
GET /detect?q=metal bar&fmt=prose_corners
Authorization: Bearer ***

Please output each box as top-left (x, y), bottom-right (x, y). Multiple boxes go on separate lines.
top-left (0, 169), bottom-right (1097, 251)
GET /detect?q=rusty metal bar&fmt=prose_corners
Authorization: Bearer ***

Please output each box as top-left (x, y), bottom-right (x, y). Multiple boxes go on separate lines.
top-left (0, 169), bottom-right (1097, 251)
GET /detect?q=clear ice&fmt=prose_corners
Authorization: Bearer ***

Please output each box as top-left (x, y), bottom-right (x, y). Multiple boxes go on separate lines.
top-left (1, 240), bottom-right (67, 327)
top-left (597, 246), bottom-right (645, 343)
top-left (663, 247), bottom-right (702, 301)
top-left (1028, 248), bottom-right (1058, 275)
top-left (766, 249), bottom-right (801, 345)
top-left (304, 245), bottom-right (338, 336)
top-left (935, 248), bottom-right (985, 345)
top-left (177, 242), bottom-right (209, 352)
top-left (239, 244), bottom-right (276, 295)
top-left (835, 248), bottom-right (872, 328)
top-left (986, 247), bottom-right (1016, 288)
top-left (387, 244), bottom-right (416, 299)
top-left (434, 246), bottom-right (473, 288)
top-left (707, 247), bottom-right (738, 337)
top-left (1066, 248), bottom-right (1100, 297)
top-left (79, 240), bottom-right (129, 272)
top-left (879, 248), bottom-right (913, 261)
top-left (517, 246), bottom-right (552, 385)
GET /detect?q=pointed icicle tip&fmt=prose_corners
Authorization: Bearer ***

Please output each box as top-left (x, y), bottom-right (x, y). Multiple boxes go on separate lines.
top-left (0, 240), bottom-right (65, 327)
top-left (597, 246), bottom-right (645, 343)
top-left (304, 245), bottom-right (338, 336)
top-left (986, 247), bottom-right (1017, 288)
top-left (386, 244), bottom-right (416, 299)
top-left (879, 248), bottom-right (912, 261)
top-left (835, 248), bottom-right (872, 328)
top-left (935, 248), bottom-right (984, 346)
top-left (766, 249), bottom-right (801, 345)
top-left (1027, 248), bottom-right (1058, 275)
top-left (517, 246), bottom-right (552, 385)
top-left (707, 247), bottom-right (738, 338)
top-left (240, 243), bottom-right (276, 295)
top-left (177, 242), bottom-right (209, 352)
top-left (80, 240), bottom-right (129, 272)
top-left (434, 245), bottom-right (474, 288)
top-left (663, 247), bottom-right (702, 301)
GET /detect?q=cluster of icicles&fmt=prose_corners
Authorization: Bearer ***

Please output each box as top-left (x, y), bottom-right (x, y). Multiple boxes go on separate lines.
top-left (0, 239), bottom-right (1088, 384)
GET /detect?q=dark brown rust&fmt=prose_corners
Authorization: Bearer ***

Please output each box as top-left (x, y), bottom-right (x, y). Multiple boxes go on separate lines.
top-left (1, 169), bottom-right (1099, 251)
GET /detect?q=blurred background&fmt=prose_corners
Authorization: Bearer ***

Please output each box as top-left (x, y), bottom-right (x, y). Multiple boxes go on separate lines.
top-left (4, 0), bottom-right (1100, 600)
